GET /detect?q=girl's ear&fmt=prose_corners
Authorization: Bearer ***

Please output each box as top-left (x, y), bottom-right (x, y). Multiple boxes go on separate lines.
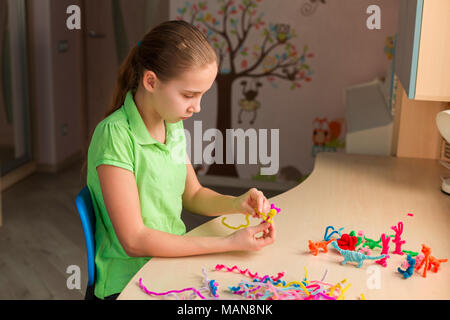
top-left (142, 70), bottom-right (158, 92)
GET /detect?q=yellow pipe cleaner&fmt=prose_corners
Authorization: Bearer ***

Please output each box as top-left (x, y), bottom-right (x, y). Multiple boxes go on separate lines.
top-left (221, 214), bottom-right (250, 230)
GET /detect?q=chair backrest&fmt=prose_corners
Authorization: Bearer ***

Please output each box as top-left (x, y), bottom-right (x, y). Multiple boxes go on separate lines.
top-left (75, 186), bottom-right (96, 287)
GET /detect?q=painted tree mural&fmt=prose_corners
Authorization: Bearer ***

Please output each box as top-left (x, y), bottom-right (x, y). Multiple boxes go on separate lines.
top-left (176, 0), bottom-right (314, 177)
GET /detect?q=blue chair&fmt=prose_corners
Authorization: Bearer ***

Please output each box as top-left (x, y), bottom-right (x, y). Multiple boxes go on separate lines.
top-left (75, 186), bottom-right (96, 300)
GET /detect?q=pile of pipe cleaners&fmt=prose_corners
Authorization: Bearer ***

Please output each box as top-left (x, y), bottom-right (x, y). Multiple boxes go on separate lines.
top-left (138, 264), bottom-right (361, 300)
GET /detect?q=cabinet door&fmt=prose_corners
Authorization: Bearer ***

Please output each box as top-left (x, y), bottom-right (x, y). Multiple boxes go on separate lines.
top-left (415, 0), bottom-right (450, 101)
top-left (395, 0), bottom-right (423, 100)
top-left (396, 0), bottom-right (450, 101)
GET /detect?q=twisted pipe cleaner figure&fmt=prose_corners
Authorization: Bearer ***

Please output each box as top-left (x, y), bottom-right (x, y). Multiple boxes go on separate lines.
top-left (415, 244), bottom-right (432, 278)
top-left (362, 236), bottom-right (382, 250)
top-left (324, 226), bottom-right (344, 242)
top-left (375, 233), bottom-right (390, 267)
top-left (427, 256), bottom-right (448, 273)
top-left (398, 255), bottom-right (416, 279)
top-left (415, 244), bottom-right (448, 277)
top-left (391, 222), bottom-right (406, 255)
top-left (331, 241), bottom-right (386, 268)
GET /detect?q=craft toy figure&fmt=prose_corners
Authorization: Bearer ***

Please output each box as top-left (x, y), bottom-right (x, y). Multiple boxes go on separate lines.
top-left (337, 234), bottom-right (358, 251)
top-left (358, 247), bottom-right (371, 256)
top-left (415, 244), bottom-right (432, 278)
top-left (397, 255), bottom-right (416, 279)
top-left (349, 230), bottom-right (363, 247)
top-left (415, 254), bottom-right (424, 268)
top-left (391, 221), bottom-right (406, 255)
top-left (375, 233), bottom-right (390, 267)
top-left (331, 241), bottom-right (386, 268)
top-left (308, 239), bottom-right (334, 256)
top-left (254, 203), bottom-right (281, 223)
top-left (324, 226), bottom-right (344, 241)
top-left (428, 256), bottom-right (448, 273)
top-left (402, 249), bottom-right (419, 257)
top-left (415, 245), bottom-right (448, 275)
top-left (362, 236), bottom-right (382, 250)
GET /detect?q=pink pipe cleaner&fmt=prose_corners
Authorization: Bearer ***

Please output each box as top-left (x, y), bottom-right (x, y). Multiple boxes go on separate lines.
top-left (316, 292), bottom-right (336, 300)
top-left (138, 278), bottom-right (206, 300)
top-left (391, 221), bottom-right (406, 255)
top-left (376, 233), bottom-right (390, 267)
top-left (215, 264), bottom-right (285, 282)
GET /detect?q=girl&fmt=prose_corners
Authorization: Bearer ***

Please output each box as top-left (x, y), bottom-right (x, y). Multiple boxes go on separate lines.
top-left (86, 20), bottom-right (276, 300)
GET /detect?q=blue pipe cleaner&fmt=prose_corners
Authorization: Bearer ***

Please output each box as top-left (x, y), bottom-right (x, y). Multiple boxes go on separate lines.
top-left (324, 225), bottom-right (344, 241)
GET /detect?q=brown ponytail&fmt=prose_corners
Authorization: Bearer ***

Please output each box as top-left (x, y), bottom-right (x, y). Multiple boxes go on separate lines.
top-left (80, 20), bottom-right (217, 183)
top-left (105, 45), bottom-right (140, 118)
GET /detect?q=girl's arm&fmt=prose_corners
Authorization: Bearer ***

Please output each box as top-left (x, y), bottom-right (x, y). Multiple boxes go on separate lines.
top-left (97, 164), bottom-right (275, 258)
top-left (182, 153), bottom-right (271, 217)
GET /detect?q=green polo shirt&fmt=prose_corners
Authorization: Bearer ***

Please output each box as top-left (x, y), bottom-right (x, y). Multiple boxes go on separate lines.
top-left (87, 90), bottom-right (187, 299)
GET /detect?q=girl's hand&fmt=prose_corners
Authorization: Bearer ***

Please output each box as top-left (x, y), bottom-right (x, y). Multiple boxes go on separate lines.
top-left (233, 188), bottom-right (271, 219)
top-left (226, 221), bottom-right (276, 251)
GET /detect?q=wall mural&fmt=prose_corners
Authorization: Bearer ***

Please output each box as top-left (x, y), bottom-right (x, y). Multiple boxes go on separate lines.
top-left (238, 79), bottom-right (262, 124)
top-left (311, 117), bottom-right (346, 158)
top-left (176, 0), bottom-right (315, 177)
top-left (300, 0), bottom-right (327, 17)
top-left (384, 35), bottom-right (395, 60)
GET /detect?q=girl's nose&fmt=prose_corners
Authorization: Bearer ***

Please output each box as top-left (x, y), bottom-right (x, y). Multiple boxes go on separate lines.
top-left (192, 99), bottom-right (201, 113)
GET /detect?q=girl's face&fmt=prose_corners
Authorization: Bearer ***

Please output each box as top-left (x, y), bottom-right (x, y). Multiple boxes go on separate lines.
top-left (152, 62), bottom-right (218, 123)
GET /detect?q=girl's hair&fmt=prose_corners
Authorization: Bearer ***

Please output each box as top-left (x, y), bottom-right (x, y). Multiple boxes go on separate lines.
top-left (107, 19), bottom-right (218, 118)
top-left (80, 20), bottom-right (218, 182)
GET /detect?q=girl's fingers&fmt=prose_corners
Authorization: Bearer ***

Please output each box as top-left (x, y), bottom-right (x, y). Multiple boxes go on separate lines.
top-left (249, 188), bottom-right (267, 213)
top-left (250, 221), bottom-right (270, 235)
top-left (242, 202), bottom-right (255, 216)
top-left (263, 198), bottom-right (270, 213)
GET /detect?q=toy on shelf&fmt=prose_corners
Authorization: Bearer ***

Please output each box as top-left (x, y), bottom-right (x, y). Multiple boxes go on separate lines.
top-left (254, 203), bottom-right (281, 224)
top-left (375, 233), bottom-right (390, 267)
top-left (331, 241), bottom-right (386, 268)
top-left (397, 255), bottom-right (416, 279)
top-left (337, 234), bottom-right (358, 251)
top-left (391, 222), bottom-right (406, 255)
top-left (308, 239), bottom-right (334, 256)
top-left (324, 226), bottom-right (344, 241)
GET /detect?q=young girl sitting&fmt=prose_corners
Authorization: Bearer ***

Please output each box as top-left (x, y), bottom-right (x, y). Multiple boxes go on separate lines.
top-left (86, 20), bottom-right (276, 300)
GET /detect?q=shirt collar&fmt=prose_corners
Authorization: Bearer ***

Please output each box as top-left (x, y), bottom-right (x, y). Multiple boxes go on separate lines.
top-left (123, 90), bottom-right (179, 149)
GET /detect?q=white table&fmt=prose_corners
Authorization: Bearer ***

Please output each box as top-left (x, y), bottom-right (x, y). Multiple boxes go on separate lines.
top-left (119, 152), bottom-right (450, 300)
